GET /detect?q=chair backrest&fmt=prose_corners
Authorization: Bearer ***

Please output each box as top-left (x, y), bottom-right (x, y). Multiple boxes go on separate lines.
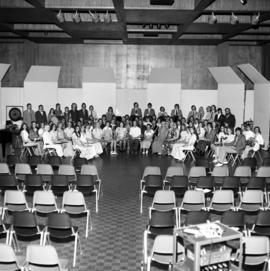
top-left (142, 166), bottom-right (161, 179)
top-left (47, 213), bottom-right (72, 229)
top-left (257, 166), bottom-right (270, 178)
top-left (13, 211), bottom-right (37, 228)
top-left (0, 174), bottom-right (17, 187)
top-left (4, 190), bottom-right (27, 205)
top-left (196, 176), bottom-right (213, 189)
top-left (33, 190), bottom-right (57, 206)
top-left (247, 177), bottom-right (265, 190)
top-left (152, 190), bottom-right (176, 205)
top-left (182, 190), bottom-right (205, 205)
top-left (242, 190), bottom-right (264, 204)
top-left (48, 156), bottom-right (62, 166)
top-left (222, 176), bottom-right (240, 189)
top-left (76, 174), bottom-right (95, 186)
top-left (80, 164), bottom-right (99, 177)
top-left (37, 164), bottom-right (54, 175)
top-left (52, 175), bottom-right (69, 186)
top-left (26, 245), bottom-right (60, 266)
top-left (58, 165), bottom-right (76, 176)
top-left (212, 165), bottom-right (229, 177)
top-left (234, 166), bottom-right (251, 177)
top-left (188, 166), bottom-right (206, 178)
top-left (145, 175), bottom-right (163, 187)
top-left (62, 190), bottom-right (86, 208)
top-left (165, 166), bottom-right (184, 178)
top-left (211, 190), bottom-right (234, 204)
top-left (15, 163), bottom-right (32, 175)
top-left (255, 211), bottom-right (270, 226)
top-left (185, 211), bottom-right (209, 226)
top-left (242, 236), bottom-right (269, 266)
top-left (0, 163), bottom-right (10, 174)
top-left (0, 244), bottom-right (18, 263)
top-left (221, 211), bottom-right (244, 228)
top-left (25, 174), bottom-right (43, 186)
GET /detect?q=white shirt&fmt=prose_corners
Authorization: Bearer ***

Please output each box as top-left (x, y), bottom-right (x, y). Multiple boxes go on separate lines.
top-left (43, 131), bottom-right (53, 145)
top-left (20, 130), bottom-right (30, 143)
top-left (64, 127), bottom-right (74, 139)
top-left (243, 130), bottom-right (255, 140)
top-left (116, 127), bottom-right (127, 139)
top-left (92, 128), bottom-right (103, 140)
top-left (180, 130), bottom-right (189, 142)
top-left (223, 134), bottom-right (235, 144)
top-left (186, 134), bottom-right (197, 147)
top-left (129, 126), bottom-right (141, 138)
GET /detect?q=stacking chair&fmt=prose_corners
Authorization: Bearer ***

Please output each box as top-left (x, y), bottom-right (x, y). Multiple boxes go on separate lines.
top-left (44, 213), bottom-right (81, 267)
top-left (208, 190), bottom-right (235, 213)
top-left (250, 210), bottom-right (270, 237)
top-left (0, 244), bottom-right (22, 271)
top-left (0, 162), bottom-right (10, 175)
top-left (262, 158), bottom-right (270, 167)
top-left (9, 211), bottom-right (44, 251)
top-left (28, 155), bottom-right (42, 170)
top-left (58, 164), bottom-right (76, 183)
top-left (234, 166), bottom-right (252, 190)
top-left (2, 190), bottom-right (30, 220)
top-left (146, 235), bottom-right (184, 271)
top-left (37, 163), bottom-right (54, 176)
top-left (73, 157), bottom-right (87, 171)
top-left (241, 157), bottom-right (257, 171)
top-left (232, 236), bottom-right (269, 270)
top-left (222, 176), bottom-right (241, 198)
top-left (25, 244), bottom-right (68, 271)
top-left (237, 190), bottom-right (264, 213)
top-left (168, 176), bottom-right (188, 197)
top-left (51, 175), bottom-right (69, 196)
top-left (184, 211), bottom-right (210, 226)
top-left (0, 218), bottom-right (10, 244)
top-left (24, 175), bottom-right (44, 195)
top-left (188, 166), bottom-right (206, 188)
top-left (80, 164), bottom-right (101, 198)
top-left (227, 151), bottom-right (241, 167)
top-left (6, 154), bottom-right (21, 169)
top-left (62, 190), bottom-right (91, 238)
top-left (48, 155), bottom-right (62, 170)
top-left (0, 174), bottom-right (18, 194)
top-left (75, 175), bottom-right (98, 212)
top-left (246, 177), bottom-right (265, 191)
top-left (163, 166), bottom-right (185, 186)
top-left (14, 163), bottom-right (32, 182)
top-left (211, 165), bottom-right (229, 189)
top-left (257, 167), bottom-right (270, 200)
top-left (195, 176), bottom-right (213, 198)
top-left (221, 210), bottom-right (246, 232)
top-left (179, 190), bottom-right (206, 215)
top-left (140, 167), bottom-right (163, 213)
top-left (32, 190), bottom-right (59, 215)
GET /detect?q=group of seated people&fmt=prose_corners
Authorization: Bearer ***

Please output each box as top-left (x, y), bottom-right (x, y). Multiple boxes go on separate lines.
top-left (19, 102), bottom-right (264, 163)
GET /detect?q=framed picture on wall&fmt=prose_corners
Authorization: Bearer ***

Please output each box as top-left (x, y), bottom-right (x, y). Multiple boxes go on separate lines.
top-left (6, 106), bottom-right (24, 122)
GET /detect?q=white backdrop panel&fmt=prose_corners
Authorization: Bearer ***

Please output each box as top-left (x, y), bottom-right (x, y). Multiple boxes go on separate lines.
top-left (245, 90), bottom-right (254, 122)
top-left (58, 88), bottom-right (84, 109)
top-left (82, 83), bottom-right (116, 118)
top-left (147, 83), bottom-right (181, 115)
top-left (181, 89), bottom-right (217, 118)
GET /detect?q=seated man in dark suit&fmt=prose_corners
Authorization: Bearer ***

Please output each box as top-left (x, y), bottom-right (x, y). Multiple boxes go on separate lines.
top-left (143, 103), bottom-right (156, 120)
top-left (170, 104), bottom-right (183, 122)
top-left (78, 103), bottom-right (88, 124)
top-left (130, 102), bottom-right (142, 120)
top-left (35, 104), bottom-right (47, 127)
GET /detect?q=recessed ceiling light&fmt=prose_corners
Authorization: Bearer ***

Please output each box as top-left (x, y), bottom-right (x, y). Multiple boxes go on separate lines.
top-left (240, 0), bottom-right (247, 5)
top-left (56, 10), bottom-right (65, 23)
top-left (73, 10), bottom-right (81, 23)
top-left (208, 12), bottom-right (217, 24)
top-left (231, 12), bottom-right (239, 25)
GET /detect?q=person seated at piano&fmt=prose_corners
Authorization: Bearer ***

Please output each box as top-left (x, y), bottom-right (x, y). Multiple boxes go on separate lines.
top-left (143, 103), bottom-right (156, 120)
top-left (42, 124), bottom-right (63, 157)
top-left (130, 102), bottom-right (142, 119)
top-left (20, 123), bottom-right (40, 155)
top-left (35, 105), bottom-right (47, 128)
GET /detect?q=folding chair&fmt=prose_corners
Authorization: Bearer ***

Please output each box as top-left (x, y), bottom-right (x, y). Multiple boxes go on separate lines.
top-left (80, 164), bottom-right (101, 198)
top-left (146, 235), bottom-right (184, 271)
top-left (211, 165), bottom-right (229, 189)
top-left (76, 175), bottom-right (99, 213)
top-left (183, 148), bottom-right (196, 162)
top-left (58, 164), bottom-right (76, 183)
top-left (0, 174), bottom-right (18, 194)
top-left (51, 175), bottom-right (70, 196)
top-left (25, 244), bottom-right (68, 271)
top-left (163, 166), bottom-right (185, 187)
top-left (195, 176), bottom-right (213, 198)
top-left (32, 190), bottom-right (59, 215)
top-left (232, 236), bottom-right (269, 270)
top-left (237, 190), bottom-right (264, 213)
top-left (62, 190), bottom-right (92, 238)
top-left (221, 210), bottom-right (246, 232)
top-left (73, 157), bottom-right (87, 171)
top-left (0, 163), bottom-right (10, 175)
top-left (2, 190), bottom-right (30, 220)
top-left (44, 213), bottom-right (82, 267)
top-left (0, 244), bottom-right (22, 271)
top-left (24, 175), bottom-right (44, 195)
top-left (28, 155), bottom-right (42, 170)
top-left (14, 163), bottom-right (32, 182)
top-left (208, 190), bottom-right (235, 213)
top-left (234, 166), bottom-right (252, 190)
top-left (222, 176), bottom-right (241, 198)
top-left (227, 151), bottom-right (241, 167)
top-left (0, 218), bottom-right (10, 245)
top-left (140, 166), bottom-right (163, 213)
top-left (184, 211), bottom-right (210, 226)
top-left (48, 155), bottom-right (62, 170)
top-left (9, 211), bottom-right (44, 252)
top-left (250, 210), bottom-right (270, 237)
top-left (188, 166), bottom-right (206, 188)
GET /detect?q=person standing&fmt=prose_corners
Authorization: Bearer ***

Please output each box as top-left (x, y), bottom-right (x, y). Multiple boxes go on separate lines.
top-left (78, 103), bottom-right (89, 124)
top-left (144, 103), bottom-right (156, 120)
top-left (35, 105), bottom-right (47, 127)
top-left (224, 108), bottom-right (236, 130)
top-left (23, 103), bottom-right (35, 128)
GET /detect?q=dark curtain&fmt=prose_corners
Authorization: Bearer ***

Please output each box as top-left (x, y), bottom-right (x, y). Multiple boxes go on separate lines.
top-left (262, 45), bottom-right (270, 81)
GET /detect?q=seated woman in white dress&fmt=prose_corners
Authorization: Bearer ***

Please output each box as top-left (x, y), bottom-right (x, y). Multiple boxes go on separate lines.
top-left (43, 124), bottom-right (63, 157)
top-left (140, 124), bottom-right (154, 155)
top-left (64, 121), bottom-right (74, 141)
top-left (115, 121), bottom-right (128, 152)
top-left (241, 126), bottom-right (264, 160)
top-left (85, 124), bottom-right (103, 157)
top-left (20, 123), bottom-right (40, 155)
top-left (91, 122), bottom-right (104, 156)
top-left (171, 126), bottom-right (197, 161)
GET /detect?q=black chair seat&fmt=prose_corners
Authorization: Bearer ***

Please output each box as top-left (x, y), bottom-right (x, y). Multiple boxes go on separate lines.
top-left (149, 210), bottom-right (175, 228)
top-left (48, 226), bottom-right (78, 239)
top-left (253, 226), bottom-right (270, 236)
top-left (185, 211), bottom-right (209, 226)
top-left (147, 226), bottom-right (174, 236)
top-left (13, 227), bottom-right (40, 237)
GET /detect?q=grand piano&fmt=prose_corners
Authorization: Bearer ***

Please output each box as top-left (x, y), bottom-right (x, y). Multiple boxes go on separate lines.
top-left (0, 126), bottom-right (14, 159)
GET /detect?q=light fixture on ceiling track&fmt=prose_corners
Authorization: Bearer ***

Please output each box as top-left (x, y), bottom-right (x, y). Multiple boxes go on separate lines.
top-left (208, 12), bottom-right (217, 24)
top-left (230, 12), bottom-right (239, 25)
top-left (56, 10), bottom-right (65, 23)
top-left (89, 11), bottom-right (100, 23)
top-left (240, 0), bottom-right (247, 5)
top-left (252, 12), bottom-right (260, 25)
top-left (104, 10), bottom-right (112, 23)
top-left (73, 10), bottom-right (81, 23)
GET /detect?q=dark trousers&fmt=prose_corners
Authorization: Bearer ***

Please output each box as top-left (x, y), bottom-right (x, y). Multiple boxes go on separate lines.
top-left (129, 139), bottom-right (140, 154)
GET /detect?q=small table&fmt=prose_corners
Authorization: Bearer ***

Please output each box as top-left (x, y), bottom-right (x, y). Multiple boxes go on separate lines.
top-left (173, 222), bottom-right (243, 271)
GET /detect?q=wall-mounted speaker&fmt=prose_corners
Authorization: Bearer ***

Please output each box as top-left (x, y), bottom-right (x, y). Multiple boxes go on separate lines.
top-left (6, 106), bottom-right (23, 122)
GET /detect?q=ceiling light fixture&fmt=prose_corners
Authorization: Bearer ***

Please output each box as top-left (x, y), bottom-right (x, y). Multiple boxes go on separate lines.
top-left (73, 10), bottom-right (81, 23)
top-left (89, 11), bottom-right (99, 23)
top-left (104, 10), bottom-right (112, 23)
top-left (208, 12), bottom-right (217, 24)
top-left (240, 0), bottom-right (247, 5)
top-left (252, 12), bottom-right (260, 25)
top-left (56, 10), bottom-right (65, 23)
top-left (230, 12), bottom-right (239, 25)
top-left (165, 24), bottom-right (169, 29)
top-left (149, 24), bottom-right (153, 29)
